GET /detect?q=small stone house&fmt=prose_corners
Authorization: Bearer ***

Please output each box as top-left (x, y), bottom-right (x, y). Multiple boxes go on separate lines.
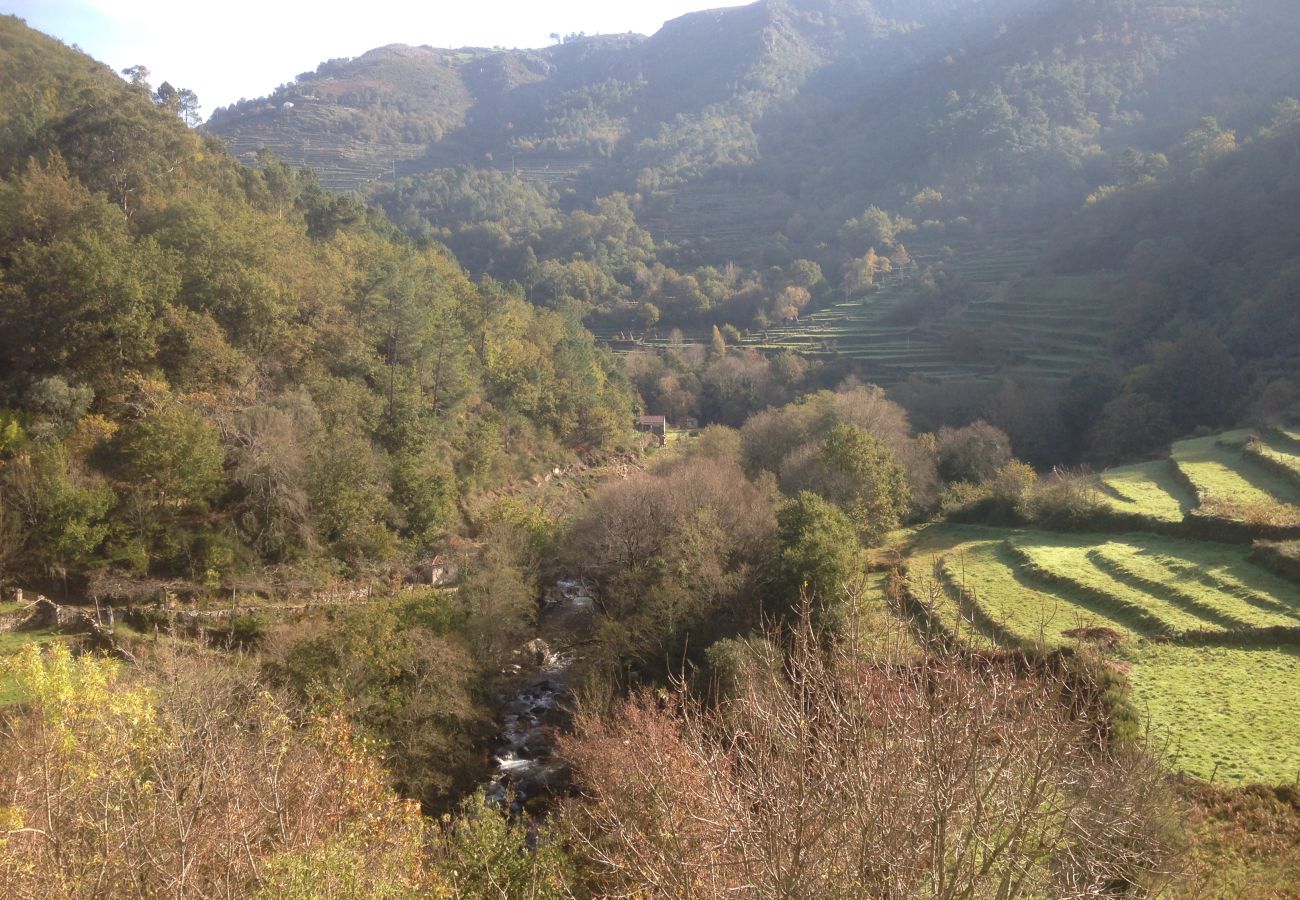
top-left (635, 414), bottom-right (668, 446)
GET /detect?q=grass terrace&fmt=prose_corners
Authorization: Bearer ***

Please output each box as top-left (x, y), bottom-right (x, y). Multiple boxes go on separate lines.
top-left (1098, 460), bottom-right (1196, 523)
top-left (1121, 643), bottom-right (1300, 785)
top-left (1172, 432), bottom-right (1300, 526)
top-left (900, 517), bottom-right (1300, 786)
top-left (1009, 534), bottom-right (1227, 636)
top-left (912, 525), bottom-right (1139, 648)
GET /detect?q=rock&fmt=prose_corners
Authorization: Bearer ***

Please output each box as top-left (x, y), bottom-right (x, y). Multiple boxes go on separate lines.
top-left (524, 638), bottom-right (551, 666)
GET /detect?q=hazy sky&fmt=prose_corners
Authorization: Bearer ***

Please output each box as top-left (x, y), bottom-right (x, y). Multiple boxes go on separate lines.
top-left (4, 0), bottom-right (732, 116)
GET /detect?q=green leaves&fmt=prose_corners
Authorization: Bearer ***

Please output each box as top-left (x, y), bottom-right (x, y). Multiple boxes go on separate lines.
top-left (109, 404), bottom-right (225, 509)
top-left (815, 422), bottom-right (911, 546)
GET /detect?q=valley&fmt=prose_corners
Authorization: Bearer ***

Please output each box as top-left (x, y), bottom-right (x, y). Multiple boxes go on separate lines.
top-left (2, 1), bottom-right (1300, 895)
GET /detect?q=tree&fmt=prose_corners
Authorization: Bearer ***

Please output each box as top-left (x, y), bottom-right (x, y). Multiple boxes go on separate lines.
top-left (459, 524), bottom-right (538, 667)
top-left (432, 792), bottom-right (573, 897)
top-left (637, 301), bottom-right (661, 331)
top-left (789, 259), bottom-right (824, 289)
top-left (786, 422), bottom-right (911, 545)
top-left (0, 644), bottom-right (437, 895)
top-left (228, 393), bottom-right (319, 561)
top-left (559, 615), bottom-right (1178, 899)
top-left (772, 491), bottom-right (864, 629)
top-left (937, 420), bottom-right (1013, 483)
top-left (120, 64), bottom-right (150, 91)
top-left (565, 457), bottom-right (778, 676)
top-left (708, 324), bottom-right (727, 360)
top-left (177, 88), bottom-right (201, 127)
top-left (110, 403), bottom-right (225, 509)
top-left (2, 442), bottom-right (113, 579)
top-left (775, 284), bottom-right (810, 320)
top-left (266, 595), bottom-right (490, 810)
top-left (0, 156), bottom-right (177, 379)
top-left (152, 80), bottom-right (178, 111)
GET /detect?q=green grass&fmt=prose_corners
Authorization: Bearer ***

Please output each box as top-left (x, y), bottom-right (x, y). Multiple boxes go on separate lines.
top-left (902, 524), bottom-right (1300, 785)
top-left (730, 241), bottom-right (1116, 385)
top-left (1172, 432), bottom-right (1300, 524)
top-left (1090, 542), bottom-right (1300, 629)
top-left (936, 539), bottom-right (1138, 647)
top-left (1098, 460), bottom-right (1195, 523)
top-left (1012, 534), bottom-right (1226, 635)
top-left (1247, 434), bottom-right (1300, 488)
top-left (1121, 643), bottom-right (1300, 785)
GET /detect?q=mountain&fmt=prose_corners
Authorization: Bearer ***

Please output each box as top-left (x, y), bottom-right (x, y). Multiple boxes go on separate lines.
top-left (0, 16), bottom-right (633, 596)
top-left (208, 1), bottom-right (1035, 193)
top-left (204, 0), bottom-right (1300, 467)
top-left (209, 0), bottom-right (1299, 239)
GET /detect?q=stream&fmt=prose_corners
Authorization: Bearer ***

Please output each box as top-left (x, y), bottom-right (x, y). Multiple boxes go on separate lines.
top-left (485, 578), bottom-right (594, 812)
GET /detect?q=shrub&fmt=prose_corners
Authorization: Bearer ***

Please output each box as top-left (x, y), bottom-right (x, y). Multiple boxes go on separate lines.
top-left (0, 644), bottom-right (434, 895)
top-left (559, 615), bottom-right (1180, 899)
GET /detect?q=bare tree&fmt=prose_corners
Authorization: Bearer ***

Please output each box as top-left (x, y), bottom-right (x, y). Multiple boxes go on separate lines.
top-left (558, 607), bottom-right (1182, 898)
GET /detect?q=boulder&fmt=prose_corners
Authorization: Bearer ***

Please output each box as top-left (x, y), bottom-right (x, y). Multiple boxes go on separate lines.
top-left (524, 638), bottom-right (551, 666)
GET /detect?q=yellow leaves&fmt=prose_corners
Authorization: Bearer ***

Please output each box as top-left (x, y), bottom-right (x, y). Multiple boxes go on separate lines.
top-left (2, 642), bottom-right (159, 763)
top-left (0, 804), bottom-right (24, 833)
top-left (1085, 184), bottom-right (1119, 206)
top-left (64, 413), bottom-right (117, 461)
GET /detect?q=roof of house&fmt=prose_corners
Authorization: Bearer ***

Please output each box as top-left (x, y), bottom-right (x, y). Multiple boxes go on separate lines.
top-left (637, 415), bottom-right (667, 427)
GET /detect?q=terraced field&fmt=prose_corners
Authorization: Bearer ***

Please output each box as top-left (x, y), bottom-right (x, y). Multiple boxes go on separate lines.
top-left (912, 526), bottom-right (1138, 648)
top-left (929, 274), bottom-right (1114, 380)
top-left (222, 123), bottom-right (425, 193)
top-left (1121, 644), bottom-right (1300, 785)
top-left (901, 522), bottom-right (1300, 784)
top-left (1171, 432), bottom-right (1300, 526)
top-left (1011, 535), bottom-right (1242, 637)
top-left (728, 239), bottom-right (1119, 385)
top-left (743, 279), bottom-right (997, 382)
top-left (1097, 460), bottom-right (1195, 523)
top-left (640, 183), bottom-right (793, 260)
top-left (1246, 431), bottom-right (1300, 490)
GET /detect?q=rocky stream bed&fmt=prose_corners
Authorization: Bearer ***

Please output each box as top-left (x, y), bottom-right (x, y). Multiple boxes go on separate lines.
top-left (485, 579), bottom-right (594, 813)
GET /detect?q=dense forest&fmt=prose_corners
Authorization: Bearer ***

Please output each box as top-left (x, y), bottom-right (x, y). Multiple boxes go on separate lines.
top-left (0, 17), bottom-right (632, 599)
top-left (2, 5), bottom-right (1300, 897)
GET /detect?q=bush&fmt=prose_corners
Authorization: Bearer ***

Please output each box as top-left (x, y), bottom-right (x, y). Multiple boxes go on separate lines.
top-left (432, 792), bottom-right (573, 898)
top-left (264, 596), bottom-right (490, 811)
top-left (0, 644), bottom-right (434, 895)
top-left (1026, 468), bottom-right (1106, 527)
top-left (559, 615), bottom-right (1180, 898)
top-left (937, 420), bottom-right (1013, 483)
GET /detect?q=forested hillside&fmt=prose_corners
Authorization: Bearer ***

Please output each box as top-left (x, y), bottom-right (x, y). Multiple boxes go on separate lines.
top-left (0, 17), bottom-right (632, 598)
top-left (206, 0), bottom-right (1300, 462)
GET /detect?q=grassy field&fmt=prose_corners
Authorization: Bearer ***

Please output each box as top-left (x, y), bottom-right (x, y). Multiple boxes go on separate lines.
top-left (913, 526), bottom-right (1138, 647)
top-left (1171, 432), bottom-right (1300, 525)
top-left (1098, 460), bottom-right (1195, 523)
top-left (1120, 643), bottom-right (1300, 784)
top-left (1011, 534), bottom-right (1230, 636)
top-left (1247, 433), bottom-right (1300, 486)
top-left (900, 522), bottom-right (1300, 786)
top-left (723, 239), bottom-right (1125, 385)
